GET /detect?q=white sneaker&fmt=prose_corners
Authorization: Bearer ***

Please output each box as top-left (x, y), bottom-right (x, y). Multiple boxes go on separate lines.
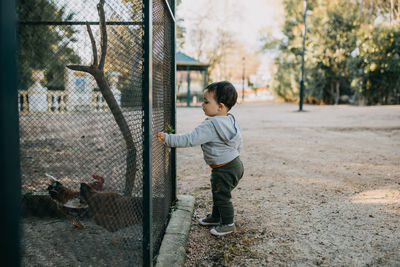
top-left (210, 223), bottom-right (235, 236)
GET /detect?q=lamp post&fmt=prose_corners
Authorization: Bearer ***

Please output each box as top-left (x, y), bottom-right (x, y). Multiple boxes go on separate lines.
top-left (242, 57), bottom-right (245, 102)
top-left (299, 0), bottom-right (308, 111)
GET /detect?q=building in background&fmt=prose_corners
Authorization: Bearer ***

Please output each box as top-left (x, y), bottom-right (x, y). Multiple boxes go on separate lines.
top-left (176, 51), bottom-right (208, 106)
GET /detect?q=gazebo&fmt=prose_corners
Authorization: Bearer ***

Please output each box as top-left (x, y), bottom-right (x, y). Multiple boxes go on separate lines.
top-left (176, 51), bottom-right (208, 106)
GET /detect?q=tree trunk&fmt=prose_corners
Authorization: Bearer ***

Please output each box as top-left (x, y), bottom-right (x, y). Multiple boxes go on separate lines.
top-left (334, 81), bottom-right (340, 105)
top-left (92, 71), bottom-right (137, 196)
top-left (329, 83), bottom-right (334, 104)
top-left (67, 0), bottom-right (137, 196)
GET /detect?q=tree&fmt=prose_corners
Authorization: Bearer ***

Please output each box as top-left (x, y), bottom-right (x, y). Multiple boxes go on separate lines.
top-left (17, 0), bottom-right (80, 90)
top-left (68, 0), bottom-right (137, 196)
top-left (349, 25), bottom-right (400, 104)
top-left (179, 0), bottom-right (259, 82)
top-left (307, 0), bottom-right (359, 104)
top-left (262, 0), bottom-right (400, 105)
top-left (358, 0), bottom-right (400, 24)
top-left (261, 0), bottom-right (305, 101)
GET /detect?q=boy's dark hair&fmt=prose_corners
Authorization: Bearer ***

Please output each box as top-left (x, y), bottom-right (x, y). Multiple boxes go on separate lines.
top-left (205, 81), bottom-right (238, 110)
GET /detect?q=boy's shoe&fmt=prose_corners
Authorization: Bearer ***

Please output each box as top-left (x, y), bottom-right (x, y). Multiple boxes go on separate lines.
top-left (210, 223), bottom-right (236, 236)
top-left (198, 214), bottom-right (220, 226)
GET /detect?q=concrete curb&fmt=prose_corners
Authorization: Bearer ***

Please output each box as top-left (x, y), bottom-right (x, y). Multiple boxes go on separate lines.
top-left (155, 195), bottom-right (195, 267)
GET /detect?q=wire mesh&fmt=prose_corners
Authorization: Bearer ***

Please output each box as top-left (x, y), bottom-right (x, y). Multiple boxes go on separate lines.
top-left (18, 0), bottom-right (174, 265)
top-left (151, 0), bottom-right (174, 253)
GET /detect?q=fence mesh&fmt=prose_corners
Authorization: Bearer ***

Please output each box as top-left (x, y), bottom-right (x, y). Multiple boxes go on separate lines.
top-left (151, 0), bottom-right (174, 252)
top-left (17, 0), bottom-right (174, 265)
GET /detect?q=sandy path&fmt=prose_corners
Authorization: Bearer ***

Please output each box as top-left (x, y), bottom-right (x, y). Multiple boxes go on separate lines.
top-left (175, 102), bottom-right (400, 266)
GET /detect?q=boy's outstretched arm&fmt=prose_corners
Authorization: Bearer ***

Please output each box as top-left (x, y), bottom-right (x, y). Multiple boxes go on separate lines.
top-left (157, 121), bottom-right (214, 148)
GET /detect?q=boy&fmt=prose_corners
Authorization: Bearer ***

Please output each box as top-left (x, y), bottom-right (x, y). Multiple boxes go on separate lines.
top-left (157, 81), bottom-right (244, 236)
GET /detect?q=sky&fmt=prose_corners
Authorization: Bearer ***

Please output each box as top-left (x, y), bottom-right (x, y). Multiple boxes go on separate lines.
top-left (57, 0), bottom-right (284, 53)
top-left (177, 0), bottom-right (284, 82)
top-left (177, 0), bottom-right (284, 51)
top-left (56, 0), bottom-right (285, 82)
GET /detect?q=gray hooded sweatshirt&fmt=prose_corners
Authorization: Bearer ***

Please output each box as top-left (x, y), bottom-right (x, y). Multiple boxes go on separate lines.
top-left (164, 114), bottom-right (242, 165)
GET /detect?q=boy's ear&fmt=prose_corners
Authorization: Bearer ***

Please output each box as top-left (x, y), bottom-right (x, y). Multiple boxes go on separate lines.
top-left (218, 102), bottom-right (225, 110)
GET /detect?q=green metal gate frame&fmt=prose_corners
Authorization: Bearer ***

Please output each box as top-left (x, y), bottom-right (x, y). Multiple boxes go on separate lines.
top-left (0, 0), bottom-right (21, 266)
top-left (1, 0), bottom-right (176, 266)
top-left (143, 0), bottom-right (153, 264)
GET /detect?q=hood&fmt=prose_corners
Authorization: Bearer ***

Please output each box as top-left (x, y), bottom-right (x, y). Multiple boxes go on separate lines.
top-left (208, 114), bottom-right (241, 146)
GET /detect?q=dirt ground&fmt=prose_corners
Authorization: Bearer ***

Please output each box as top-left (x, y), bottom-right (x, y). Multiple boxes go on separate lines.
top-left (175, 102), bottom-right (400, 266)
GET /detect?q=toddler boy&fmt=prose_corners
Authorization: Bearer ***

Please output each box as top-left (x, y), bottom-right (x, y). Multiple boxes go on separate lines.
top-left (157, 81), bottom-right (244, 236)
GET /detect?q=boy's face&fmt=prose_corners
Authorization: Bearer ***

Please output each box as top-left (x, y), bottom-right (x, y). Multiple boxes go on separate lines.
top-left (202, 90), bottom-right (227, 116)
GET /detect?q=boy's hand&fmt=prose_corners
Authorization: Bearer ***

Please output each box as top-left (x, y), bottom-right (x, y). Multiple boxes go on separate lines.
top-left (157, 132), bottom-right (166, 143)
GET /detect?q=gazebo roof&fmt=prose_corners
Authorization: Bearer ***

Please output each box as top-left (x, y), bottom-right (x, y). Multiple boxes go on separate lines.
top-left (176, 51), bottom-right (208, 71)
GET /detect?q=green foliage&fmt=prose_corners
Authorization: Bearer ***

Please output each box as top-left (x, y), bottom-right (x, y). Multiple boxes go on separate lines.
top-left (166, 124), bottom-right (175, 134)
top-left (264, 0), bottom-right (400, 105)
top-left (349, 25), bottom-right (400, 104)
top-left (17, 0), bottom-right (80, 90)
top-left (306, 1), bottom-right (359, 104)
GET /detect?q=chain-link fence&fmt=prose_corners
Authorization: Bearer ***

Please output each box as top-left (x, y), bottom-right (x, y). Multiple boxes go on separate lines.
top-left (151, 0), bottom-right (175, 256)
top-left (17, 0), bottom-right (175, 265)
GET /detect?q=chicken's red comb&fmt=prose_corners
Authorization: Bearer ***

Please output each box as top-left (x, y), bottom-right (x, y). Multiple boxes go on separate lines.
top-left (92, 174), bottom-right (105, 183)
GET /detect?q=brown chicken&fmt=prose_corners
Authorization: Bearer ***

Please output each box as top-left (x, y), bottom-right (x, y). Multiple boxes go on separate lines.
top-left (89, 174), bottom-right (105, 191)
top-left (47, 180), bottom-right (79, 205)
top-left (47, 174), bottom-right (105, 204)
top-left (80, 183), bottom-right (142, 235)
top-left (47, 174), bottom-right (105, 228)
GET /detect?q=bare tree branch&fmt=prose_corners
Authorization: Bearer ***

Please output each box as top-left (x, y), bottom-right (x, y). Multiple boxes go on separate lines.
top-left (86, 22), bottom-right (98, 67)
top-left (97, 0), bottom-right (107, 70)
top-left (66, 0), bottom-right (137, 196)
top-left (66, 65), bottom-right (94, 74)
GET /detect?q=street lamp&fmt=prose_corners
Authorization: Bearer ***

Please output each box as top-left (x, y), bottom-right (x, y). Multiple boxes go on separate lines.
top-left (242, 57), bottom-right (245, 102)
top-left (299, 0), bottom-right (309, 111)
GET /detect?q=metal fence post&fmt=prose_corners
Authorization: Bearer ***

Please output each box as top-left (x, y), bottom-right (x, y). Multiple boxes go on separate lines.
top-left (299, 0), bottom-right (308, 112)
top-left (170, 0), bottom-right (177, 202)
top-left (143, 0), bottom-right (153, 266)
top-left (0, 0), bottom-right (21, 266)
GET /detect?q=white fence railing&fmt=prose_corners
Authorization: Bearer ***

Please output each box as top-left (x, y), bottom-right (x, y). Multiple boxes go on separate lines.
top-left (18, 91), bottom-right (109, 114)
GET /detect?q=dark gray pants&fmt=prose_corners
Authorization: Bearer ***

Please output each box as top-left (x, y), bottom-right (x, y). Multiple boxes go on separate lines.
top-left (211, 156), bottom-right (244, 224)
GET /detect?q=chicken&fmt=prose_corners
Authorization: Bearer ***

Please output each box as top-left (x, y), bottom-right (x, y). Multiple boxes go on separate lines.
top-left (47, 179), bottom-right (79, 206)
top-left (47, 174), bottom-right (105, 205)
top-left (80, 183), bottom-right (142, 236)
top-left (47, 178), bottom-right (85, 228)
top-left (89, 174), bottom-right (105, 191)
top-left (46, 174), bottom-right (106, 228)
